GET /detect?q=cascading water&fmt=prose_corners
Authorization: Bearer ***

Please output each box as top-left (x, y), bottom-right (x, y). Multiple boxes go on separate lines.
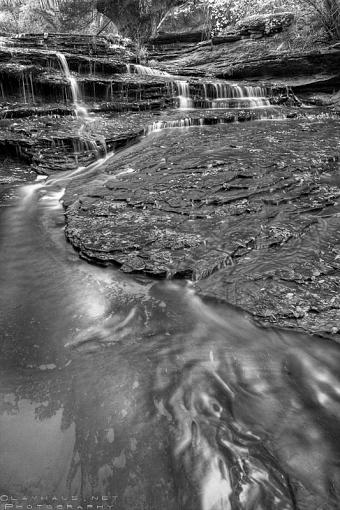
top-left (20, 72), bottom-right (35, 104)
top-left (173, 80), bottom-right (272, 109)
top-left (127, 63), bottom-right (171, 77)
top-left (56, 52), bottom-right (88, 118)
top-left (174, 80), bottom-right (194, 109)
top-left (0, 81), bottom-right (5, 100)
top-left (146, 118), bottom-right (204, 132)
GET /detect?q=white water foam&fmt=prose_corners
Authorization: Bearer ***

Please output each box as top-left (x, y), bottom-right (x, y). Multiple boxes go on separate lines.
top-left (46, 150), bottom-right (115, 187)
top-left (40, 188), bottom-right (65, 210)
top-left (56, 52), bottom-right (88, 118)
top-left (127, 64), bottom-right (171, 77)
top-left (173, 80), bottom-right (272, 110)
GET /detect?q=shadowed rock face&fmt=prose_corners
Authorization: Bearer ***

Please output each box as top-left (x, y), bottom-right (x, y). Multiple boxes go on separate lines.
top-left (0, 34), bottom-right (176, 114)
top-left (0, 110), bottom-right (244, 175)
top-left (235, 12), bottom-right (294, 37)
top-left (152, 1), bottom-right (209, 44)
top-left (158, 2), bottom-right (208, 34)
top-left (151, 38), bottom-right (340, 89)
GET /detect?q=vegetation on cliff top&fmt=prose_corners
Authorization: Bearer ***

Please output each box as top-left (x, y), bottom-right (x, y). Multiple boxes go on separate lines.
top-left (0, 0), bottom-right (111, 34)
top-left (203, 0), bottom-right (339, 38)
top-left (0, 0), bottom-right (339, 43)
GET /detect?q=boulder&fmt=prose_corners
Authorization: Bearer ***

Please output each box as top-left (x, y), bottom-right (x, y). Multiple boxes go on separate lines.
top-left (157, 1), bottom-right (207, 34)
top-left (151, 9), bottom-right (294, 46)
top-left (235, 12), bottom-right (294, 37)
top-left (151, 1), bottom-right (209, 45)
top-left (97, 0), bottom-right (187, 40)
top-left (212, 33), bottom-right (241, 44)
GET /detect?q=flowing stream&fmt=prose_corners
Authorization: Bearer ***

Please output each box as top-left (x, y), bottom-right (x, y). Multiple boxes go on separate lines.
top-left (0, 56), bottom-right (340, 510)
top-left (56, 52), bottom-right (88, 118)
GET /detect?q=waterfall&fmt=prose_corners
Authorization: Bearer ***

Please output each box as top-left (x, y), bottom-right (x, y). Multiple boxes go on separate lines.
top-left (0, 81), bottom-right (5, 100)
top-left (106, 81), bottom-right (114, 102)
top-left (127, 64), bottom-right (171, 77)
top-left (144, 111), bottom-right (283, 134)
top-left (173, 80), bottom-right (272, 109)
top-left (19, 72), bottom-right (35, 104)
top-left (56, 52), bottom-right (88, 118)
top-left (146, 118), bottom-right (205, 133)
top-left (174, 81), bottom-right (193, 109)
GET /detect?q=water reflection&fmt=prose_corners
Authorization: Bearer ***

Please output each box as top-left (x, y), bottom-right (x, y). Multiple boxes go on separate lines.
top-left (1, 278), bottom-right (340, 508)
top-left (0, 396), bottom-right (74, 495)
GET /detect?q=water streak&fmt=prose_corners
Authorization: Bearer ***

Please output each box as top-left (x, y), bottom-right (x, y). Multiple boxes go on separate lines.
top-left (46, 150), bottom-right (115, 186)
top-left (56, 52), bottom-right (88, 118)
top-left (174, 80), bottom-right (194, 109)
top-left (127, 63), bottom-right (171, 77)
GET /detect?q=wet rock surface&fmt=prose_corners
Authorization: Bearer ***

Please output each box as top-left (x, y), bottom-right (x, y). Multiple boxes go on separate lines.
top-left (0, 108), bottom-right (281, 174)
top-left (64, 115), bottom-right (340, 339)
top-left (0, 153), bottom-right (36, 204)
top-left (0, 112), bottom-right (156, 174)
top-left (1, 32), bottom-right (339, 342)
top-left (157, 42), bottom-right (339, 81)
top-left (150, 37), bottom-right (340, 103)
top-left (0, 34), bottom-right (175, 112)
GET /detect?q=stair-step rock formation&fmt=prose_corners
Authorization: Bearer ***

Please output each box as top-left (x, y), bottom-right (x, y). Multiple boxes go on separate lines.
top-left (151, 10), bottom-right (295, 46)
top-left (0, 33), bottom-right (176, 114)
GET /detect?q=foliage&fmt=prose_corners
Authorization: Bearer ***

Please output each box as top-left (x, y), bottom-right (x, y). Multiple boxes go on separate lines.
top-left (201, 0), bottom-right (300, 36)
top-left (0, 0), bottom-right (338, 42)
top-left (299, 0), bottom-right (340, 40)
top-left (203, 0), bottom-right (339, 40)
top-left (0, 0), bottom-right (112, 34)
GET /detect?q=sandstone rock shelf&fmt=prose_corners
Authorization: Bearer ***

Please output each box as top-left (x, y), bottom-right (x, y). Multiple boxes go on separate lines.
top-left (63, 115), bottom-right (340, 340)
top-left (0, 108), bottom-right (288, 174)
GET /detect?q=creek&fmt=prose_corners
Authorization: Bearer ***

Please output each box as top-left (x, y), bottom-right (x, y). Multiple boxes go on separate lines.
top-left (0, 42), bottom-right (339, 510)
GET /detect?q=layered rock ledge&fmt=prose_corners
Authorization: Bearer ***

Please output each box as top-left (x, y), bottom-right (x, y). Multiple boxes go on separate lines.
top-left (149, 33), bottom-right (340, 104)
top-left (0, 34), bottom-right (176, 114)
top-left (0, 107), bottom-right (288, 175)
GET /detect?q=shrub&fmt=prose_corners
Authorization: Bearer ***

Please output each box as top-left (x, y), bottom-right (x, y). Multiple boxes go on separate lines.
top-left (204, 0), bottom-right (339, 40)
top-left (0, 0), bottom-right (105, 34)
top-left (299, 0), bottom-right (340, 40)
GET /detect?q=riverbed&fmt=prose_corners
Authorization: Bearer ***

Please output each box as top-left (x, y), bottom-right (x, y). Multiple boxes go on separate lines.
top-left (0, 107), bottom-right (340, 509)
